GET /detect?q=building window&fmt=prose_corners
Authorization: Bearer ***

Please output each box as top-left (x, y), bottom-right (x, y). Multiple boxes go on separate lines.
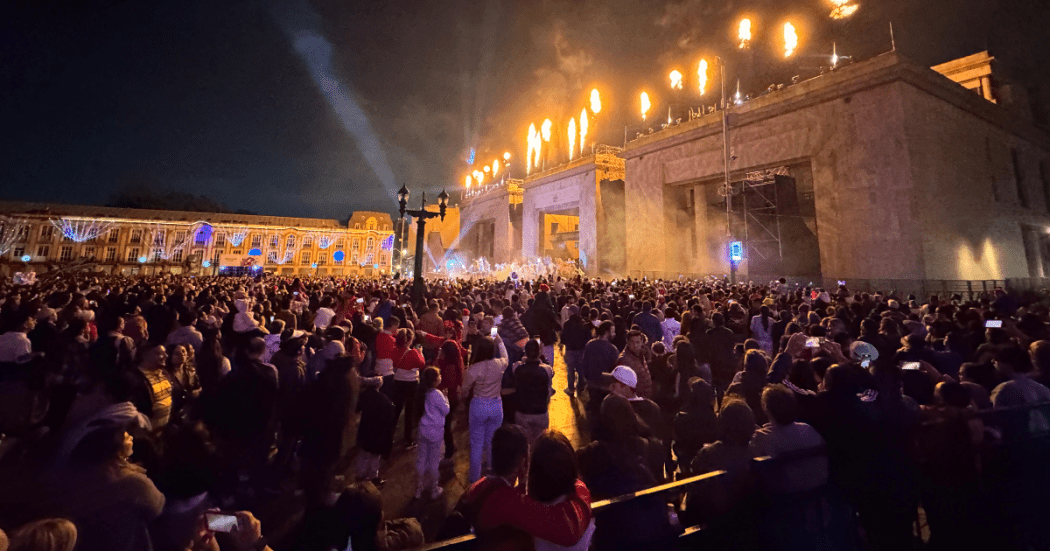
top-left (108, 229), bottom-right (120, 243)
top-left (13, 246), bottom-right (24, 259)
top-left (62, 231), bottom-right (73, 242)
top-left (301, 251), bottom-right (311, 265)
top-left (352, 238), bottom-right (360, 251)
top-left (15, 226), bottom-right (29, 243)
top-left (127, 248), bottom-right (140, 262)
top-left (82, 246), bottom-right (95, 258)
top-left (215, 233), bottom-right (226, 246)
top-left (366, 218), bottom-right (377, 231)
top-left (105, 247), bottom-right (116, 262)
top-left (351, 252), bottom-right (358, 263)
top-left (172, 249), bottom-right (183, 263)
top-left (153, 231), bottom-right (165, 246)
top-left (318, 252), bottom-right (327, 265)
top-left (366, 237), bottom-right (374, 250)
top-left (36, 245), bottom-right (49, 258)
top-left (59, 246), bottom-right (73, 261)
top-left (232, 250), bottom-right (242, 256)
top-left (1013, 148), bottom-right (1029, 208)
top-left (335, 238), bottom-right (344, 248)
top-left (270, 235), bottom-right (279, 248)
top-left (286, 235), bottom-right (295, 248)
top-left (174, 231), bottom-right (187, 243)
top-left (212, 251), bottom-right (221, 265)
top-left (195, 229), bottom-right (208, 245)
top-left (130, 229), bottom-right (143, 244)
top-left (40, 226), bottom-right (53, 241)
top-left (151, 248), bottom-right (164, 262)
top-left (303, 235), bottom-right (313, 247)
top-left (251, 234), bottom-right (262, 248)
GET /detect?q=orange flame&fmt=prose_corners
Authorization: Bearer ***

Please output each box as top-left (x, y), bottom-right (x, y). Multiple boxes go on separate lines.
top-left (527, 123), bottom-right (537, 174)
top-left (503, 151), bottom-right (510, 160)
top-left (465, 175), bottom-right (472, 188)
top-left (590, 89), bottom-right (601, 114)
top-left (698, 59), bottom-right (709, 95)
top-left (669, 70), bottom-right (683, 90)
top-left (640, 92), bottom-right (651, 120)
top-left (738, 19), bottom-right (752, 49)
top-left (492, 159), bottom-right (499, 176)
top-left (579, 108), bottom-right (588, 156)
top-left (829, 0), bottom-right (858, 19)
top-left (483, 165), bottom-right (489, 173)
top-left (784, 22), bottom-right (797, 57)
top-left (541, 119), bottom-right (552, 142)
top-left (568, 117), bottom-right (576, 161)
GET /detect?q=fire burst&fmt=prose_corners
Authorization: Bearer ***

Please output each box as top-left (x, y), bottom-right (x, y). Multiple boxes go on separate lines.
top-left (697, 59), bottom-right (709, 95)
top-left (640, 92), bottom-right (651, 120)
top-left (465, 175), bottom-right (472, 188)
top-left (568, 117), bottom-right (577, 160)
top-left (579, 108), bottom-right (588, 156)
top-left (669, 70), bottom-right (683, 90)
top-left (829, 0), bottom-right (859, 19)
top-left (590, 89), bottom-right (601, 114)
top-left (541, 119), bottom-right (552, 143)
top-left (738, 19), bottom-right (752, 49)
top-left (51, 218), bottom-right (113, 243)
top-left (492, 159), bottom-right (499, 176)
top-left (527, 123), bottom-right (538, 174)
top-left (784, 22), bottom-right (798, 57)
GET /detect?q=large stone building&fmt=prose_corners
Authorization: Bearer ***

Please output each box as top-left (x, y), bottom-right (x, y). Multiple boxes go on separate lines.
top-left (459, 50), bottom-right (1050, 287)
top-left (0, 201), bottom-right (395, 277)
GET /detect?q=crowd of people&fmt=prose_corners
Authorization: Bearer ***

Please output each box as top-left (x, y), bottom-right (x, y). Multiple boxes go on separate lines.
top-left (0, 270), bottom-right (1048, 551)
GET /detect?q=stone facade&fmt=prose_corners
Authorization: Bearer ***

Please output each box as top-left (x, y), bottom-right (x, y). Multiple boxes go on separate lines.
top-left (0, 201), bottom-right (395, 277)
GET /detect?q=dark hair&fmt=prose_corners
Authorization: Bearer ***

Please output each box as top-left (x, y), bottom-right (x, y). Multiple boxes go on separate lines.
top-left (758, 305), bottom-right (772, 331)
top-left (997, 345), bottom-right (1033, 374)
top-left (395, 328), bottom-right (414, 349)
top-left (527, 430), bottom-right (578, 503)
top-left (415, 366), bottom-right (442, 422)
top-left (598, 393), bottom-right (647, 442)
top-left (718, 402), bottom-right (756, 446)
top-left (626, 329), bottom-right (644, 342)
top-left (596, 320), bottom-right (614, 338)
top-left (935, 381), bottom-right (971, 408)
top-left (743, 350), bottom-right (769, 376)
top-left (761, 385), bottom-right (797, 425)
top-left (469, 336), bottom-right (496, 364)
top-left (491, 424), bottom-right (529, 476)
top-left (524, 339), bottom-right (541, 360)
top-left (70, 423), bottom-right (126, 468)
top-left (330, 482), bottom-right (384, 551)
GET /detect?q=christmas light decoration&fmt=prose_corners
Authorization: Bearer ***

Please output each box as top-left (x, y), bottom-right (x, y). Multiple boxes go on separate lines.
top-left (265, 232), bottom-right (303, 265)
top-left (147, 223), bottom-right (198, 261)
top-left (51, 218), bottom-right (112, 243)
top-left (0, 219), bottom-right (28, 256)
top-left (221, 226), bottom-right (251, 247)
top-left (313, 233), bottom-right (337, 249)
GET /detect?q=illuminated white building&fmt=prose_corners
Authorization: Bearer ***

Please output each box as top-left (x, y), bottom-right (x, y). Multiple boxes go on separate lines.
top-left (0, 201), bottom-right (395, 277)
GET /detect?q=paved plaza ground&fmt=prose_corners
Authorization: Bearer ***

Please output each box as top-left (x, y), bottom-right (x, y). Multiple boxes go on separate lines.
top-left (376, 346), bottom-right (586, 540)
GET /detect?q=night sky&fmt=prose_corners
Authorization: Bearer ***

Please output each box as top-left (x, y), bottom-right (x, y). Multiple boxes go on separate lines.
top-left (2, 0), bottom-right (1046, 220)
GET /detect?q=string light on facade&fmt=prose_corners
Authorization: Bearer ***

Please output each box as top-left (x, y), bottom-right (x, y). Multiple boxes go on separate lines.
top-left (50, 218), bottom-right (112, 243)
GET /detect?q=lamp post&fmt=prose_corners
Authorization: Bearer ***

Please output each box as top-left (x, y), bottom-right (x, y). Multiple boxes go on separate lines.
top-left (397, 184), bottom-right (449, 307)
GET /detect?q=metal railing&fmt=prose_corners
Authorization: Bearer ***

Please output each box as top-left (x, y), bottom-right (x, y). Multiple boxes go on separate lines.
top-left (420, 470), bottom-right (727, 550)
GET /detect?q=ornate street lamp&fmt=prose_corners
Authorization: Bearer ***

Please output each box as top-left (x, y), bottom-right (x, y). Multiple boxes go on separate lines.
top-left (398, 185), bottom-right (448, 306)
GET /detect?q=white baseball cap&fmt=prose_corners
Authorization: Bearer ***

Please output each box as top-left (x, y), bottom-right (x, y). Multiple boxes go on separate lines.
top-left (610, 365), bottom-right (638, 389)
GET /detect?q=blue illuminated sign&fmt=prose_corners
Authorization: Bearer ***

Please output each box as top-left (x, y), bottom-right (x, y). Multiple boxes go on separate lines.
top-left (333, 250), bottom-right (345, 262)
top-left (248, 248), bottom-right (262, 256)
top-left (20, 255), bottom-right (30, 262)
top-left (729, 241), bottom-right (743, 264)
top-left (202, 260), bottom-right (211, 268)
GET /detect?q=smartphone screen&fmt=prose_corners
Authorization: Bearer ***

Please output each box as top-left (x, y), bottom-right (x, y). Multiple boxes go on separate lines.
top-left (985, 320), bottom-right (1002, 328)
top-left (901, 362), bottom-right (921, 370)
top-left (490, 327), bottom-right (498, 337)
top-left (205, 513), bottom-right (239, 533)
top-left (805, 337), bottom-right (822, 348)
top-left (357, 298), bottom-right (364, 304)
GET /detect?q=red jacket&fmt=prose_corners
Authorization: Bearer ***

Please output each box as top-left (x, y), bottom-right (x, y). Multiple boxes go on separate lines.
top-left (375, 331), bottom-right (397, 361)
top-left (463, 477), bottom-right (592, 547)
